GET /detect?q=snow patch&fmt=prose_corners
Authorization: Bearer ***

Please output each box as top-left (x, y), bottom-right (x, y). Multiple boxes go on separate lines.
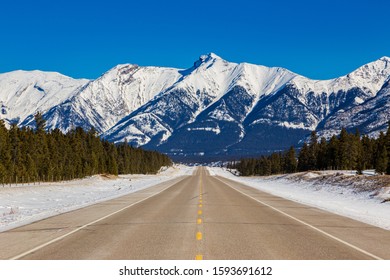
top-left (186, 126), bottom-right (221, 134)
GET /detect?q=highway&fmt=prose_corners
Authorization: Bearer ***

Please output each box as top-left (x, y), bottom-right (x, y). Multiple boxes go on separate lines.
top-left (1, 167), bottom-right (390, 260)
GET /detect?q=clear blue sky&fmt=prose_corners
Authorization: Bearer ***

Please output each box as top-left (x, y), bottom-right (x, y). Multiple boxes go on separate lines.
top-left (1, 0), bottom-right (389, 80)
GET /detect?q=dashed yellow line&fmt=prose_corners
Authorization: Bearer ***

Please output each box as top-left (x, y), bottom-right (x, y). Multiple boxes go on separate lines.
top-left (195, 168), bottom-right (205, 260)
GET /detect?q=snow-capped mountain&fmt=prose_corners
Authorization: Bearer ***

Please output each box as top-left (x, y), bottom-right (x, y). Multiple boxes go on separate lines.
top-left (103, 54), bottom-right (390, 160)
top-left (1, 54), bottom-right (390, 161)
top-left (21, 64), bottom-right (182, 133)
top-left (0, 70), bottom-right (88, 127)
top-left (103, 54), bottom-right (296, 147)
top-left (235, 56), bottom-right (390, 157)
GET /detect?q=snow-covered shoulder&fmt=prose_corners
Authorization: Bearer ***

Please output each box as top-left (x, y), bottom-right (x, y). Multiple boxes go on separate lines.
top-left (0, 165), bottom-right (195, 233)
top-left (208, 167), bottom-right (390, 230)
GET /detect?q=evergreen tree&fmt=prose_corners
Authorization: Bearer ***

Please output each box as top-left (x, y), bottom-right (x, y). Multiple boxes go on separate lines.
top-left (385, 121), bottom-right (390, 175)
top-left (307, 131), bottom-right (319, 169)
top-left (361, 135), bottom-right (374, 170)
top-left (0, 162), bottom-right (7, 184)
top-left (327, 135), bottom-right (339, 170)
top-left (0, 120), bottom-right (11, 182)
top-left (376, 144), bottom-right (388, 175)
top-left (316, 137), bottom-right (328, 170)
top-left (9, 124), bottom-right (22, 180)
top-left (298, 143), bottom-right (310, 171)
top-left (350, 129), bottom-right (362, 170)
top-left (270, 153), bottom-right (282, 174)
top-left (34, 112), bottom-right (46, 133)
top-left (355, 130), bottom-right (364, 174)
top-left (338, 128), bottom-right (350, 169)
top-left (26, 154), bottom-right (37, 181)
top-left (284, 146), bottom-right (297, 173)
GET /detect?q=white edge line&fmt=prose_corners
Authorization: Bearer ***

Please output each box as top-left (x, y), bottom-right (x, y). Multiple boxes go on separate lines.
top-left (9, 177), bottom-right (186, 260)
top-left (214, 176), bottom-right (384, 260)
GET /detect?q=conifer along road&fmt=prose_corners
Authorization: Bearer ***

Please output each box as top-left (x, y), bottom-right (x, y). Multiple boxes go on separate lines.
top-left (1, 167), bottom-right (390, 260)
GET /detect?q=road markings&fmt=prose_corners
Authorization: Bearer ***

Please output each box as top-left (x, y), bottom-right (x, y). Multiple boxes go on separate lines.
top-left (196, 169), bottom-right (205, 260)
top-left (9, 179), bottom-right (184, 260)
top-left (215, 176), bottom-right (384, 260)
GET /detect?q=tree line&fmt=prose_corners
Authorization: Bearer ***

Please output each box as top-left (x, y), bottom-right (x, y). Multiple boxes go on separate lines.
top-left (0, 113), bottom-right (172, 184)
top-left (230, 123), bottom-right (390, 176)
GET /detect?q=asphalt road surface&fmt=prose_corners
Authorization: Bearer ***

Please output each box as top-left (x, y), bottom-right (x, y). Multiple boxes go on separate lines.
top-left (1, 167), bottom-right (390, 260)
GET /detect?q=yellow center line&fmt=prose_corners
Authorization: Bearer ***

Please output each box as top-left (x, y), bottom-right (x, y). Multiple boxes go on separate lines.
top-left (195, 168), bottom-right (205, 260)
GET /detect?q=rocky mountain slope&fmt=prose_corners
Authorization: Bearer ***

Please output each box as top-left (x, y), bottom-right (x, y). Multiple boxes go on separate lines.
top-left (104, 54), bottom-right (390, 160)
top-left (1, 54), bottom-right (389, 161)
top-left (0, 70), bottom-right (88, 127)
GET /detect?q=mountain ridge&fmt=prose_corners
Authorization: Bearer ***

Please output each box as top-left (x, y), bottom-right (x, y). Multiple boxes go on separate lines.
top-left (1, 54), bottom-right (390, 161)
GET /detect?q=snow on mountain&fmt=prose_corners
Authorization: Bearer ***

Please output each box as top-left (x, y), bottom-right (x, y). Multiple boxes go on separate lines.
top-left (100, 54), bottom-right (390, 161)
top-left (103, 53), bottom-right (297, 147)
top-left (319, 77), bottom-right (390, 138)
top-left (289, 56), bottom-right (390, 97)
top-left (1, 54), bottom-right (389, 161)
top-left (23, 64), bottom-right (183, 133)
top-left (0, 70), bottom-right (88, 126)
top-left (246, 56), bottom-right (390, 132)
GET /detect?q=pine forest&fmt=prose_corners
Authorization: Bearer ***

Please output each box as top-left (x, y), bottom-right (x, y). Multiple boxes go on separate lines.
top-left (0, 113), bottom-right (172, 184)
top-left (231, 123), bottom-right (390, 177)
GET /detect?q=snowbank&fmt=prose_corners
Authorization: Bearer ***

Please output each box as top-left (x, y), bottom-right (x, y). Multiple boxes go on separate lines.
top-left (208, 167), bottom-right (390, 230)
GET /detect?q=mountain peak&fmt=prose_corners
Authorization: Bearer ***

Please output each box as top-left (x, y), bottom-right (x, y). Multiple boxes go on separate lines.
top-left (200, 52), bottom-right (222, 61)
top-left (380, 56), bottom-right (390, 62)
top-left (193, 53), bottom-right (223, 68)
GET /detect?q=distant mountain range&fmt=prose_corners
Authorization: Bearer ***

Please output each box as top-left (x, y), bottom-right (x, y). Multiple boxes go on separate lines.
top-left (1, 53), bottom-right (389, 162)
